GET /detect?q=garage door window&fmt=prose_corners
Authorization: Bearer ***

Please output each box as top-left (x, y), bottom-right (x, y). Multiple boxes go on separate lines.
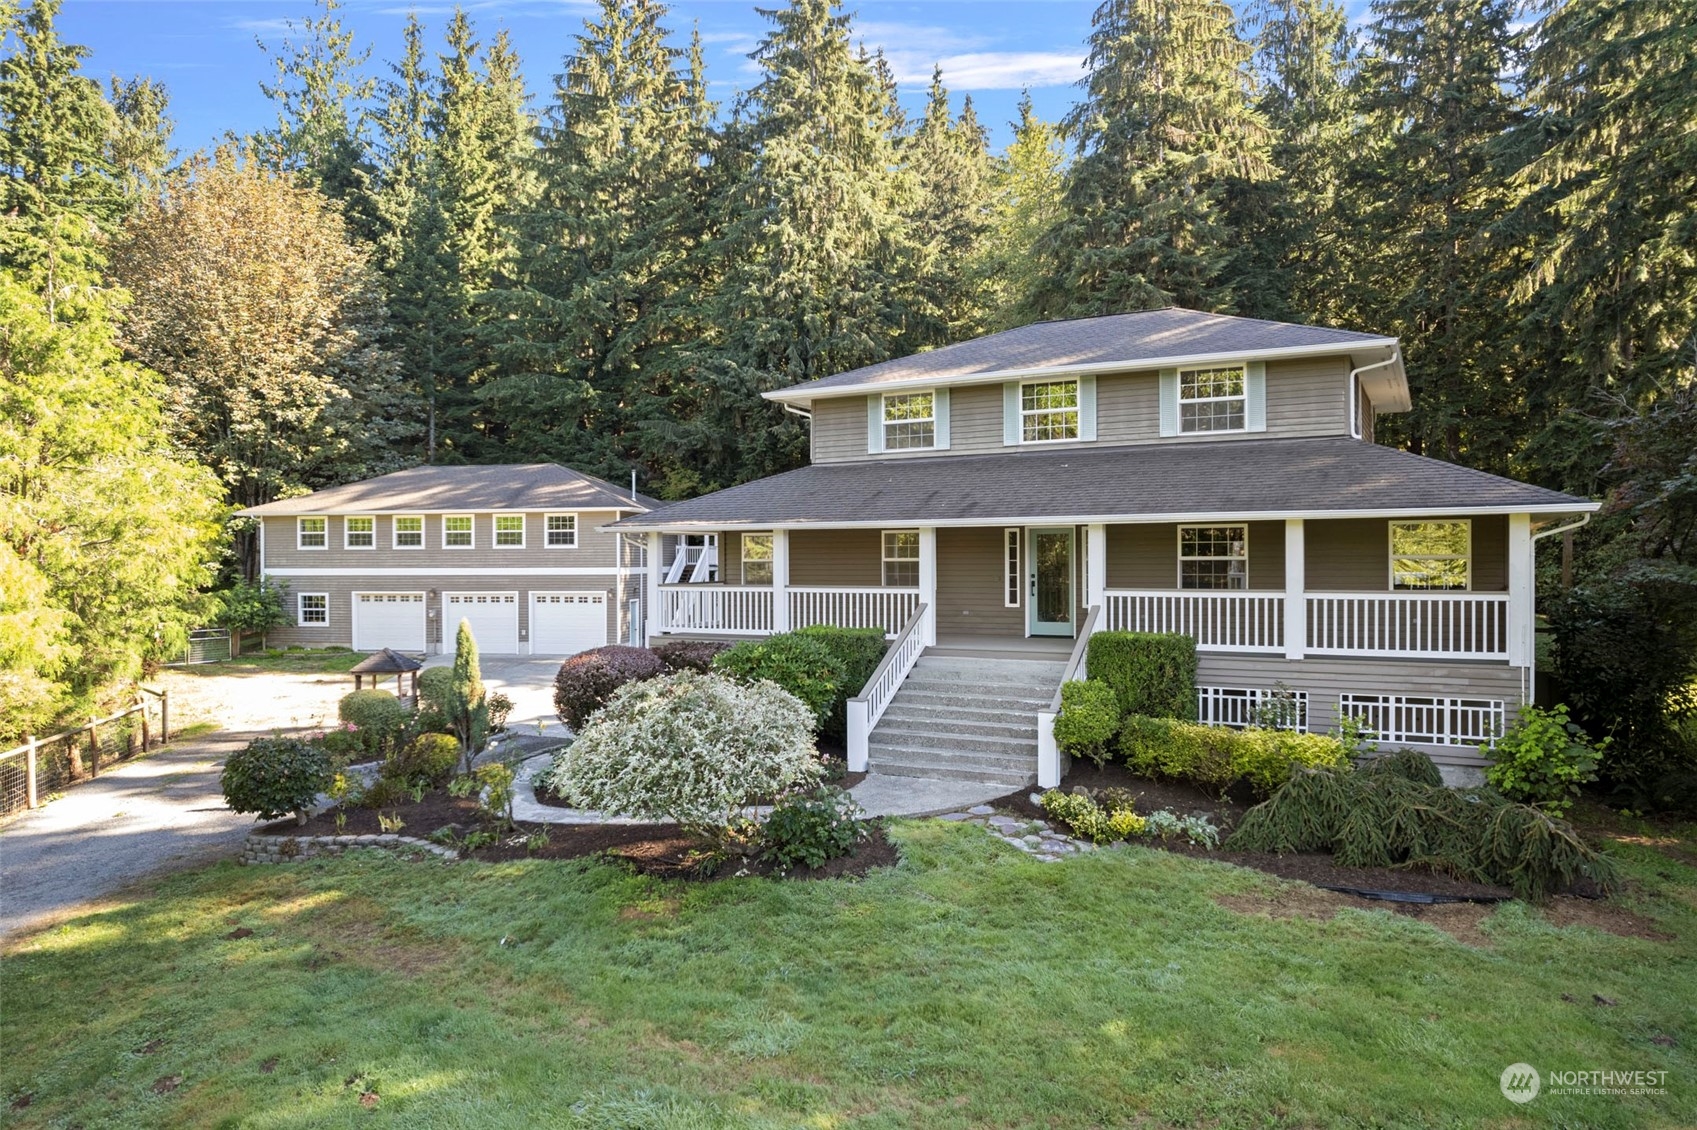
top-left (444, 515), bottom-right (474, 549)
top-left (299, 593), bottom-right (328, 625)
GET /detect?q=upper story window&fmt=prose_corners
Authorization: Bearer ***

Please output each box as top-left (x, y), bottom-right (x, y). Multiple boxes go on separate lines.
top-left (882, 392), bottom-right (935, 450)
top-left (494, 514), bottom-right (525, 548)
top-left (443, 515), bottom-right (474, 549)
top-left (344, 516), bottom-right (375, 549)
top-left (1179, 366), bottom-right (1247, 432)
top-left (742, 533), bottom-right (774, 584)
top-left (546, 514), bottom-right (577, 548)
top-left (1179, 524), bottom-right (1247, 590)
top-left (883, 530), bottom-right (920, 587)
top-left (297, 517), bottom-right (327, 550)
top-left (393, 515), bottom-right (423, 549)
top-left (1390, 521), bottom-right (1470, 590)
top-left (1020, 380), bottom-right (1079, 443)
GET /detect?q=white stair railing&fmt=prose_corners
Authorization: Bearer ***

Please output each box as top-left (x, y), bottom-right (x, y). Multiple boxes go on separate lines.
top-left (846, 602), bottom-right (928, 773)
top-left (1037, 604), bottom-right (1101, 788)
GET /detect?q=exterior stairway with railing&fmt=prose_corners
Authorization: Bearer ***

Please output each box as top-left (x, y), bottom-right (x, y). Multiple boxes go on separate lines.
top-left (865, 653), bottom-right (1067, 787)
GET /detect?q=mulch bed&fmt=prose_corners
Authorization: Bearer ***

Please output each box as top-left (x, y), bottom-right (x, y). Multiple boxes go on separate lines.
top-left (255, 786), bottom-right (897, 882)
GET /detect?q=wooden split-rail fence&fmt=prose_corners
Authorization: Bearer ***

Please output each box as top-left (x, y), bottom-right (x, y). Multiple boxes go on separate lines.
top-left (0, 688), bottom-right (172, 819)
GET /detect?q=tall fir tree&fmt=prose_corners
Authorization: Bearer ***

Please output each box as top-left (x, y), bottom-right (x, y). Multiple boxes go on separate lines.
top-left (687, 0), bottom-right (913, 488)
top-left (1341, 0), bottom-right (1525, 468)
top-left (899, 68), bottom-right (997, 349)
top-left (1029, 0), bottom-right (1271, 319)
top-left (981, 91), bottom-right (1067, 327)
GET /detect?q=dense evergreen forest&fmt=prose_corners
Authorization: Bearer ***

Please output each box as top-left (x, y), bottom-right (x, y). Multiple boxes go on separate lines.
top-left (1, 0), bottom-right (1693, 796)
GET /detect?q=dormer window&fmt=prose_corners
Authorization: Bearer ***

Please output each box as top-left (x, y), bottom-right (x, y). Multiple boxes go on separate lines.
top-left (1179, 366), bottom-right (1247, 432)
top-left (882, 392), bottom-right (935, 450)
top-left (1020, 380), bottom-right (1079, 443)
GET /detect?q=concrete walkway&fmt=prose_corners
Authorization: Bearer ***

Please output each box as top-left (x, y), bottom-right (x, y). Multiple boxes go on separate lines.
top-left (0, 732), bottom-right (270, 938)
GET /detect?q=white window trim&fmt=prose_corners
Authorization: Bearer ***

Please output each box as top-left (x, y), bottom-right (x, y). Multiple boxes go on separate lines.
top-left (1177, 523), bottom-right (1249, 590)
top-left (392, 514), bottom-right (425, 550)
top-left (1018, 378), bottom-right (1081, 445)
top-left (442, 513), bottom-right (475, 550)
top-left (1178, 364), bottom-right (1248, 434)
top-left (1388, 519), bottom-right (1473, 591)
top-left (882, 529), bottom-right (920, 588)
top-left (492, 511), bottom-right (527, 550)
top-left (1004, 528), bottom-right (1022, 608)
top-left (881, 390), bottom-right (938, 451)
top-left (343, 515), bottom-right (376, 550)
top-left (297, 592), bottom-right (329, 626)
top-left (741, 532), bottom-right (775, 585)
top-left (544, 512), bottom-right (579, 548)
top-left (296, 516), bottom-right (328, 551)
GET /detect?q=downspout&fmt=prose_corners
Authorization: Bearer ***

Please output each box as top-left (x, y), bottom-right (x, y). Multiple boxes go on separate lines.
top-left (1347, 349), bottom-right (1401, 440)
top-left (1531, 513), bottom-right (1590, 545)
top-left (1521, 513), bottom-right (1592, 706)
top-left (782, 403), bottom-right (812, 421)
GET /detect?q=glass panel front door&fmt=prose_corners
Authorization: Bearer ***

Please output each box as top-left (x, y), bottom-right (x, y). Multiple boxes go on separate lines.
top-left (1028, 527), bottom-right (1074, 637)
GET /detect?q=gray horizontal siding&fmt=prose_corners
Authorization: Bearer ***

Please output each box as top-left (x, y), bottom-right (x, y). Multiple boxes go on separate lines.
top-left (1105, 521), bottom-right (1286, 591)
top-left (263, 511), bottom-right (624, 571)
top-left (938, 527), bottom-right (1021, 636)
top-left (1307, 515), bottom-right (1506, 592)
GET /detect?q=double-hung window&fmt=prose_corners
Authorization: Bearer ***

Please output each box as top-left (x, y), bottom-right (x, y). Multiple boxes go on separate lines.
top-left (1020, 380), bottom-right (1079, 443)
top-left (344, 516), bottom-right (375, 549)
top-left (1179, 366), bottom-right (1247, 432)
top-left (545, 514), bottom-right (577, 548)
top-left (298, 593), bottom-right (329, 625)
top-left (393, 515), bottom-right (424, 549)
top-left (883, 530), bottom-right (920, 587)
top-left (882, 392), bottom-right (935, 450)
top-left (297, 517), bottom-right (327, 550)
top-left (741, 533), bottom-right (774, 584)
top-left (443, 515), bottom-right (474, 549)
top-left (1390, 521), bottom-right (1470, 590)
top-left (494, 514), bottom-right (525, 548)
top-left (1179, 525), bottom-right (1248, 590)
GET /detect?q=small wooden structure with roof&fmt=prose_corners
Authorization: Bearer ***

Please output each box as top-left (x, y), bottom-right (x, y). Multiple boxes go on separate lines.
top-left (349, 648), bottom-right (423, 698)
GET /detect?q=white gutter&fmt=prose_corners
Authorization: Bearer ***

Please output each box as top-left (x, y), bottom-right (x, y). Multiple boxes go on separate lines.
top-left (1532, 513), bottom-right (1590, 543)
top-left (1348, 348), bottom-right (1402, 438)
top-left (762, 339), bottom-right (1400, 404)
top-left (782, 403), bottom-right (812, 421)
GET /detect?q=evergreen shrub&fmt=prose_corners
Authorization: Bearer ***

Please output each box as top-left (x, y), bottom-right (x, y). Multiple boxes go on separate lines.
top-left (1118, 715), bottom-right (1350, 796)
top-left (1052, 679), bottom-right (1122, 767)
top-left (337, 690), bottom-right (410, 758)
top-left (712, 633), bottom-right (844, 728)
top-left (1085, 632), bottom-right (1197, 719)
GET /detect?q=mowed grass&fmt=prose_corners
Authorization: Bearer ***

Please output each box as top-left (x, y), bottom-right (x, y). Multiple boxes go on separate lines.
top-left (197, 647), bottom-right (365, 675)
top-left (4, 820), bottom-right (1695, 1129)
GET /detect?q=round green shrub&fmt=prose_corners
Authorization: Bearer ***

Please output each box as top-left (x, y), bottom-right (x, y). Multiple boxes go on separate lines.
top-left (553, 645), bottom-right (669, 729)
top-left (384, 732), bottom-right (460, 789)
top-left (220, 736), bottom-right (333, 822)
top-left (415, 666), bottom-right (455, 734)
top-left (337, 689), bottom-right (411, 758)
top-left (1053, 679), bottom-right (1122, 767)
top-left (712, 633), bottom-right (844, 728)
top-left (762, 785), bottom-right (867, 869)
top-left (794, 625), bottom-right (891, 742)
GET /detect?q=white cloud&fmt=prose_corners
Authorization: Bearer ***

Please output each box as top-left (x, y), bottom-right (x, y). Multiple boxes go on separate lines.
top-left (884, 49), bottom-right (1084, 91)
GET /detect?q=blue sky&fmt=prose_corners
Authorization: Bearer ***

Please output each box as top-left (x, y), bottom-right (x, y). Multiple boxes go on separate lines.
top-left (57, 0), bottom-right (1112, 155)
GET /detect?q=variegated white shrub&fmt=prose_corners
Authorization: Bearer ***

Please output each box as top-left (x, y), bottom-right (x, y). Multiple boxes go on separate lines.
top-left (543, 670), bottom-right (820, 843)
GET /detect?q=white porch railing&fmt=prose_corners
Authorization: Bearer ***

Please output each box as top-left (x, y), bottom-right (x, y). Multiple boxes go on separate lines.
top-left (846, 602), bottom-right (928, 772)
top-left (789, 586), bottom-right (920, 636)
top-left (1103, 590), bottom-right (1285, 653)
top-left (656, 584), bottom-right (773, 635)
top-left (1307, 592), bottom-right (1508, 660)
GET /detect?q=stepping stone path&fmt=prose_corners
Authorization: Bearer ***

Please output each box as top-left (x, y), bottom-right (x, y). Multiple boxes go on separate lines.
top-left (937, 795), bottom-right (1098, 863)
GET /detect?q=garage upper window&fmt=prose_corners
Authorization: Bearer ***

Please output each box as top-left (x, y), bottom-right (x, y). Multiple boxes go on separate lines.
top-left (298, 593), bottom-right (328, 625)
top-left (546, 514), bottom-right (577, 548)
top-left (297, 517), bottom-right (327, 550)
top-left (344, 516), bottom-right (375, 549)
top-left (494, 514), bottom-right (525, 548)
top-left (393, 515), bottom-right (423, 549)
top-left (444, 515), bottom-right (474, 549)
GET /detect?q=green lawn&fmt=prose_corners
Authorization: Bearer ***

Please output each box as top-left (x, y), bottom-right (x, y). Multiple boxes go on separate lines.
top-left (4, 820), bottom-right (1694, 1129)
top-left (196, 647), bottom-right (367, 675)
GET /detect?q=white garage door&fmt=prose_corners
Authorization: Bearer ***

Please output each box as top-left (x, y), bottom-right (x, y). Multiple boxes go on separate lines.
top-left (443, 592), bottom-right (520, 654)
top-left (352, 592), bottom-right (426, 652)
top-left (531, 591), bottom-right (608, 656)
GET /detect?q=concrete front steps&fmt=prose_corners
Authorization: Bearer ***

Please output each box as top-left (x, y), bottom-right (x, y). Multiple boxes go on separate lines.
top-left (867, 653), bottom-right (1067, 788)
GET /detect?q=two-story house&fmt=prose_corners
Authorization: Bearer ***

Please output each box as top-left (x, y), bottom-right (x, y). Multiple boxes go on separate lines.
top-left (238, 464), bottom-right (655, 657)
top-left (610, 309), bottom-right (1596, 788)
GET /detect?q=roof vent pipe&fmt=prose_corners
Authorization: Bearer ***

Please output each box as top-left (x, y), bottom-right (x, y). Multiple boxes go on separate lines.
top-left (1348, 349), bottom-right (1401, 440)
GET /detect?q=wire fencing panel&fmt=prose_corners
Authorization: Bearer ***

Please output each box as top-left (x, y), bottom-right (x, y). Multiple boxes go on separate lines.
top-left (0, 702), bottom-right (154, 819)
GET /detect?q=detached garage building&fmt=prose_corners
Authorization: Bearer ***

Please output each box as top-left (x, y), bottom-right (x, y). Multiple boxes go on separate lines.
top-left (238, 464), bottom-right (658, 657)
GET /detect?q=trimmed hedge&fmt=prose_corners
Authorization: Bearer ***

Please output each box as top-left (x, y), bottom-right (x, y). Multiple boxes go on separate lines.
top-left (652, 639), bottom-right (733, 673)
top-left (1085, 632), bottom-right (1197, 720)
top-left (337, 690), bottom-right (411, 758)
top-left (1118, 714), bottom-right (1352, 797)
top-left (795, 625), bottom-right (890, 743)
top-left (712, 633), bottom-right (845, 728)
top-left (1053, 679), bottom-right (1121, 767)
top-left (553, 645), bottom-right (669, 729)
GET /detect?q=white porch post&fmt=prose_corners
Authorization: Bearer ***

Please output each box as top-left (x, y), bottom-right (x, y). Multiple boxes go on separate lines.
top-left (1284, 518), bottom-right (1306, 659)
top-left (770, 529), bottom-right (791, 633)
top-left (1085, 523), bottom-right (1107, 608)
top-left (646, 532), bottom-right (663, 639)
top-left (1507, 513), bottom-right (1534, 671)
top-left (918, 527), bottom-right (938, 646)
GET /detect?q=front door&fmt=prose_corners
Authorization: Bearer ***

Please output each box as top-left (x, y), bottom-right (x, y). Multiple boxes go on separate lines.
top-left (1027, 527), bottom-right (1075, 637)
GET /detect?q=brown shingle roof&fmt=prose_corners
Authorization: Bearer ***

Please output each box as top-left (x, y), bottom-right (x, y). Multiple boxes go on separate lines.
top-left (235, 464), bottom-right (657, 516)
